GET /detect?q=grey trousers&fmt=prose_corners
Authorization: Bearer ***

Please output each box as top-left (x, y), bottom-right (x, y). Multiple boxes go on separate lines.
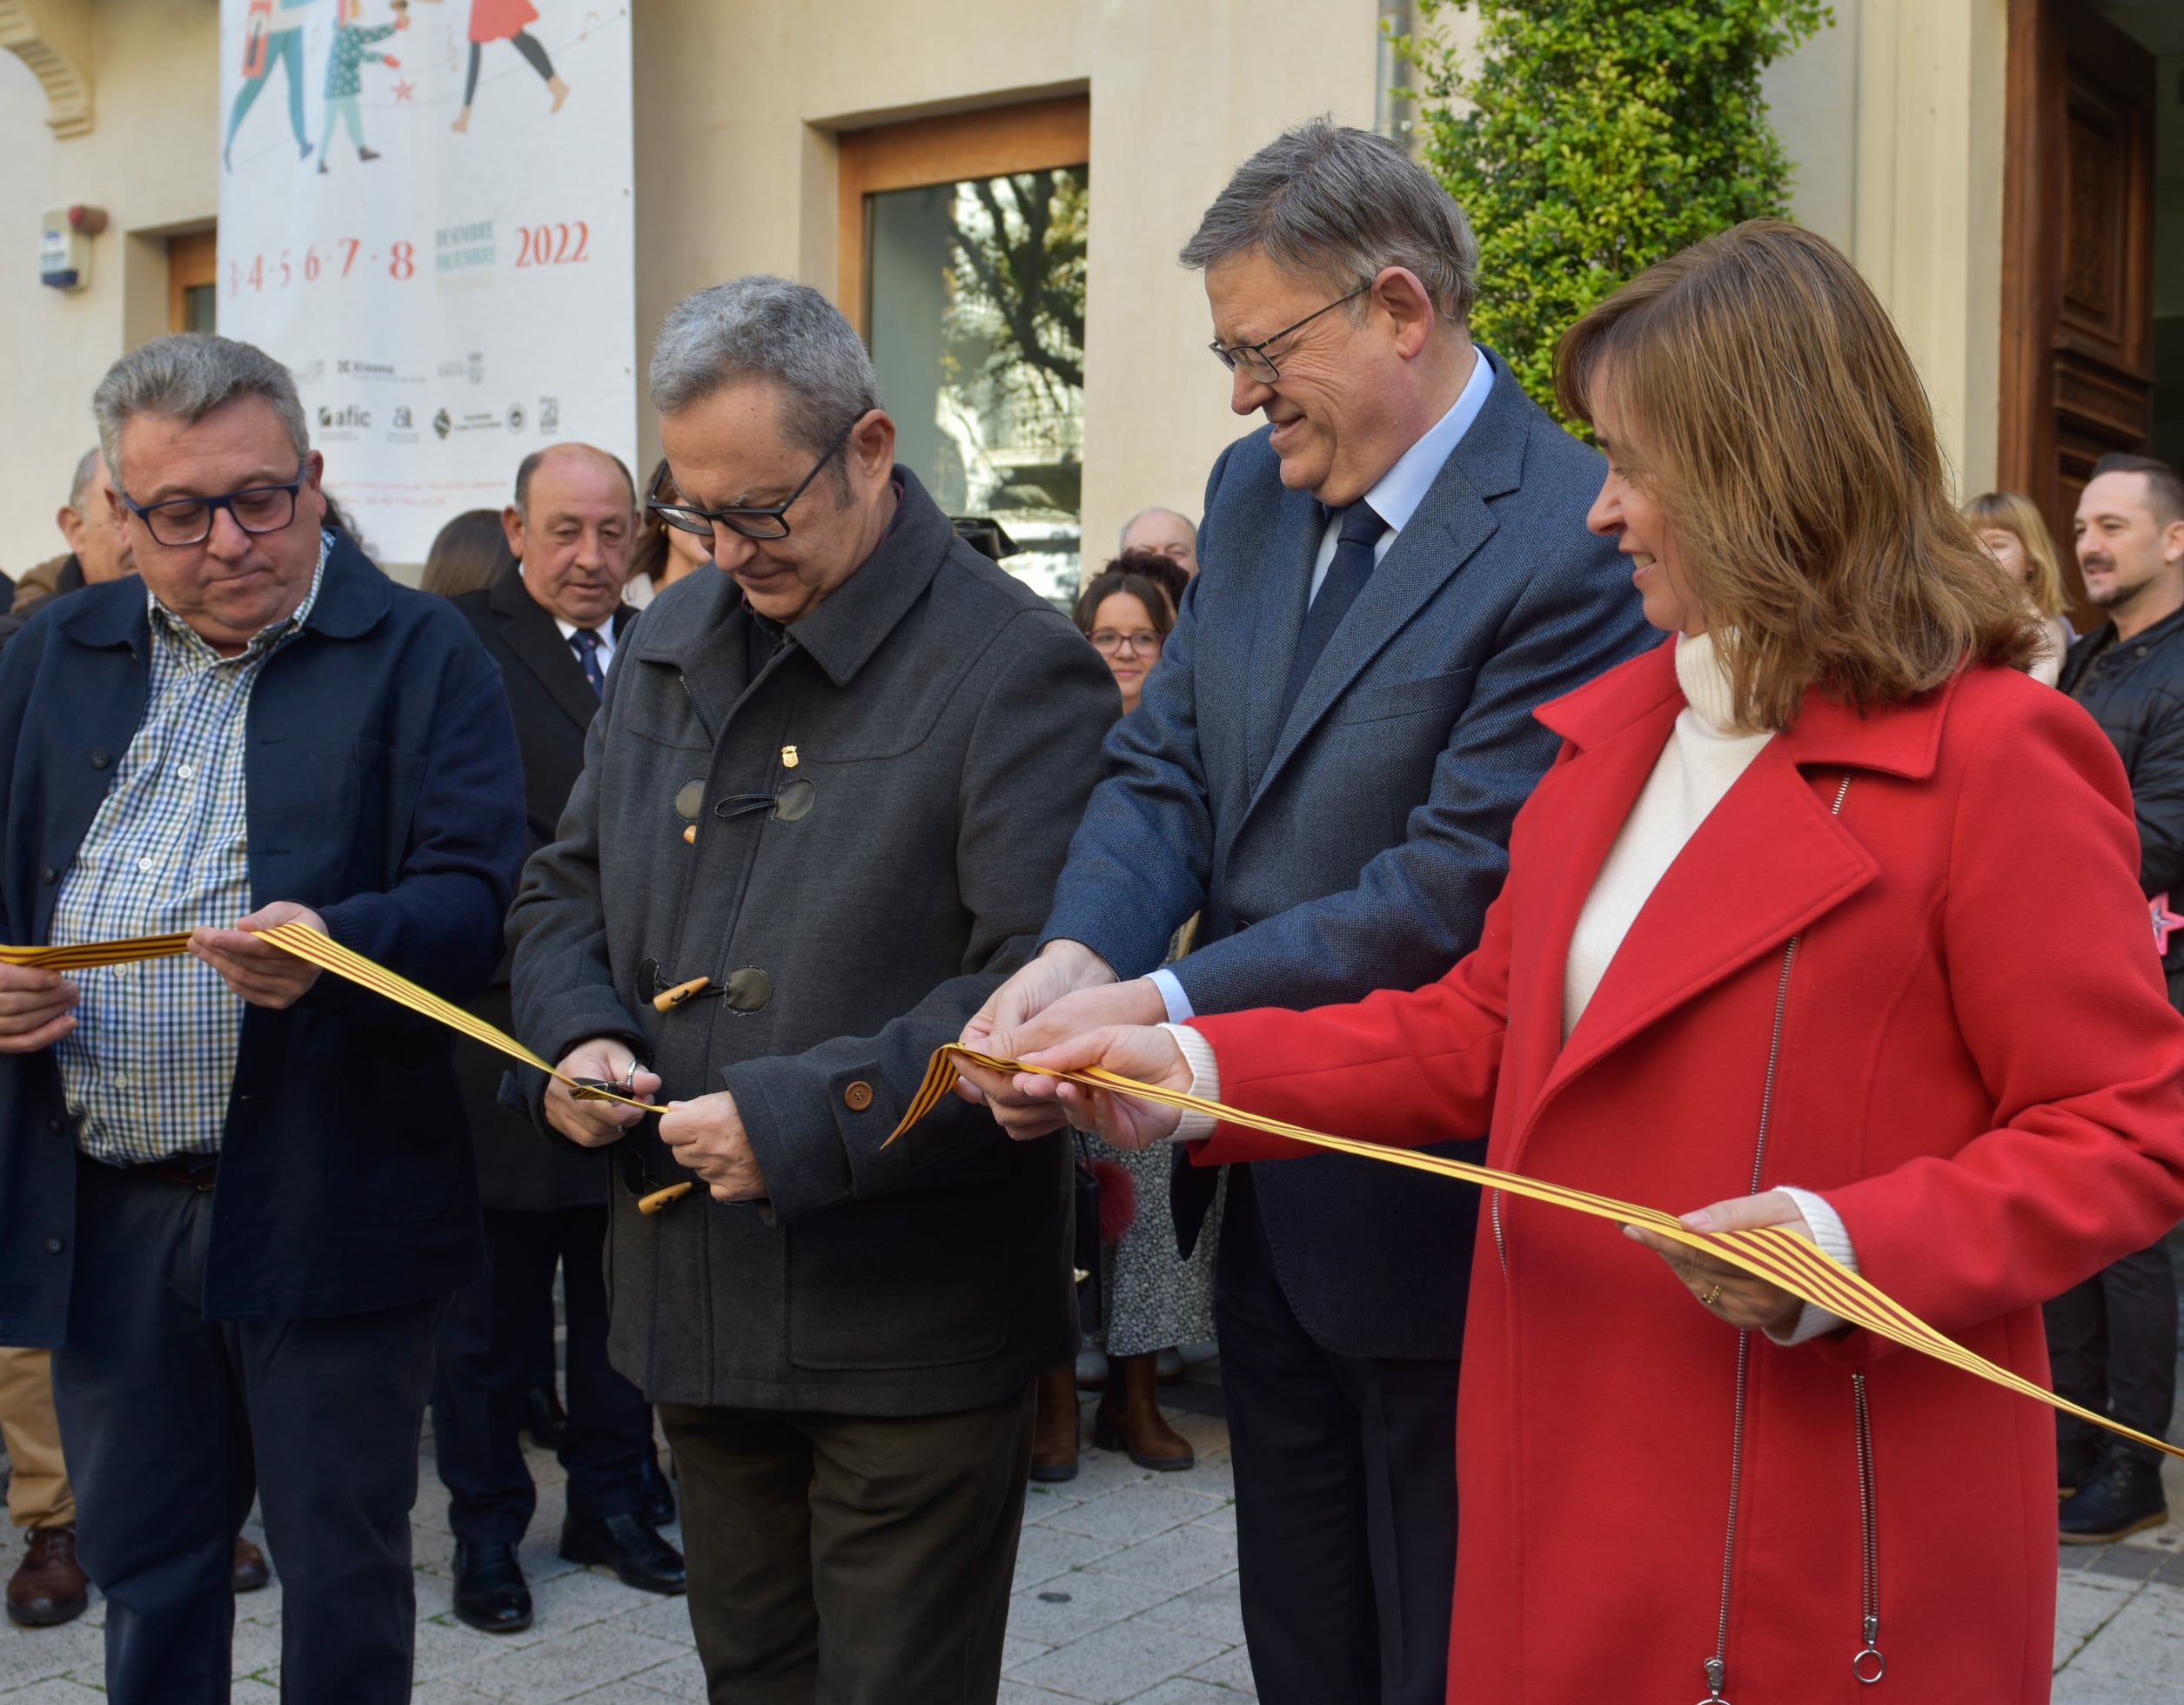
top-left (660, 1385), bottom-right (1035, 1705)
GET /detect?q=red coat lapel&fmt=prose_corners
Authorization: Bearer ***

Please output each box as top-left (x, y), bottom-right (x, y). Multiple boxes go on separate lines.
top-left (1501, 642), bottom-right (1960, 1165)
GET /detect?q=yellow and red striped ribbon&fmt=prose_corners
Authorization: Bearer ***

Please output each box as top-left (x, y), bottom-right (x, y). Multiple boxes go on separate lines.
top-left (0, 933), bottom-right (195, 971)
top-left (20, 924), bottom-right (2184, 1424)
top-left (256, 923), bottom-right (669, 1115)
top-left (888, 1044), bottom-right (2184, 1462)
top-left (15, 926), bottom-right (685, 1212)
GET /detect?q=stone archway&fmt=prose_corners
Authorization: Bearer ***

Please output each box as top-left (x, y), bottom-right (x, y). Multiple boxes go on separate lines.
top-left (0, 0), bottom-right (95, 139)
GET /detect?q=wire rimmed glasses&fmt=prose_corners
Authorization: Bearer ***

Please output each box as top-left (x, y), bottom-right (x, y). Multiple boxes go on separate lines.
top-left (1209, 285), bottom-right (1371, 384)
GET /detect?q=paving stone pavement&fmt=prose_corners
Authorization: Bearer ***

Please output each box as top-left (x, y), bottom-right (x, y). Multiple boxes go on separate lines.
top-left (0, 1379), bottom-right (1252, 1703)
top-left (6, 1377), bottom-right (2184, 1702)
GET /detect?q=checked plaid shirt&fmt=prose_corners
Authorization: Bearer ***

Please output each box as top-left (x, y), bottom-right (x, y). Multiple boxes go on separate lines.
top-left (52, 533), bottom-right (330, 1165)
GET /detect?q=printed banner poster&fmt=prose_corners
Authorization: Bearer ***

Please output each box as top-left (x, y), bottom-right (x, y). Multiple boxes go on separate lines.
top-left (217, 0), bottom-right (635, 565)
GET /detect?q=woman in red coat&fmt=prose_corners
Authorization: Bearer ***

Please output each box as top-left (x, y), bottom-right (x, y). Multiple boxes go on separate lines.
top-left (1002, 222), bottom-right (2184, 1702)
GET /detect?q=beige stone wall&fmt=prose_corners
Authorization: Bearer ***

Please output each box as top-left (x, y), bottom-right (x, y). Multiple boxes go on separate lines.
top-left (1, 0), bottom-right (1384, 578)
top-left (1, 0), bottom-right (2015, 581)
top-left (627, 0), bottom-right (1382, 571)
top-left (0, 0), bottom-right (221, 578)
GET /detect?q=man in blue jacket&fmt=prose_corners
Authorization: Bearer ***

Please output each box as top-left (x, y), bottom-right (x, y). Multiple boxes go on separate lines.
top-left (0, 334), bottom-right (525, 1703)
top-left (961, 122), bottom-right (1652, 1705)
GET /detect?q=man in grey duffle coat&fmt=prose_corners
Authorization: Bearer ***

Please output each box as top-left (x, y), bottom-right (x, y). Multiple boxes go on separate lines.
top-left (506, 276), bottom-right (1115, 1704)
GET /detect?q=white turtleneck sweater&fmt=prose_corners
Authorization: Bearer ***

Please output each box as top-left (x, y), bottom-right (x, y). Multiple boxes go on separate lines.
top-left (1161, 631), bottom-right (1857, 1345)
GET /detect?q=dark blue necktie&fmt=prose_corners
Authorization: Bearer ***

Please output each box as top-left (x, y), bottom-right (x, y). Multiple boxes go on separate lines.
top-left (1276, 500), bottom-right (1384, 729)
top-left (568, 628), bottom-right (606, 698)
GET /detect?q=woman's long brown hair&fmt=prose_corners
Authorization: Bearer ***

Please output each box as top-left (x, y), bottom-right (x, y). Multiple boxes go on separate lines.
top-left (1556, 219), bottom-right (2039, 730)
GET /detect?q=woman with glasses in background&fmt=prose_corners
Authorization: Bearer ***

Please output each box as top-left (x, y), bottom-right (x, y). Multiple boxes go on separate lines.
top-left (1073, 561), bottom-right (1176, 715)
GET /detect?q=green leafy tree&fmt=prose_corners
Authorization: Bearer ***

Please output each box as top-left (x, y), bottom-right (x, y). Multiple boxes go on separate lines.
top-left (1405, 0), bottom-right (1831, 423)
top-left (948, 168), bottom-right (1089, 396)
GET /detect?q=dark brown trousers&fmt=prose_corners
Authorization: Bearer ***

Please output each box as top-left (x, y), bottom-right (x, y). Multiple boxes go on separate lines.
top-left (660, 1382), bottom-right (1035, 1704)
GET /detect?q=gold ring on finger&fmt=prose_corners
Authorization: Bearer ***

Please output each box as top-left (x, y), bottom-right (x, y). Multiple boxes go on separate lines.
top-left (1702, 1284), bottom-right (1723, 1308)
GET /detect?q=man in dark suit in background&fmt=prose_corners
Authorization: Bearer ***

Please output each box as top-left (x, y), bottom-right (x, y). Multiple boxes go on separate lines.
top-left (433, 442), bottom-right (684, 1632)
top-left (961, 121), bottom-right (1654, 1705)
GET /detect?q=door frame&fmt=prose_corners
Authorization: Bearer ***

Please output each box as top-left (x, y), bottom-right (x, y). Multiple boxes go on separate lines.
top-left (167, 228), bottom-right (218, 336)
top-left (834, 94), bottom-right (1090, 337)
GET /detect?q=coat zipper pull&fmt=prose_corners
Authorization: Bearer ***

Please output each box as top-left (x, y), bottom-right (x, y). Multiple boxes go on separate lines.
top-left (1698, 1654), bottom-right (1731, 1702)
top-left (1852, 1370), bottom-right (1886, 1683)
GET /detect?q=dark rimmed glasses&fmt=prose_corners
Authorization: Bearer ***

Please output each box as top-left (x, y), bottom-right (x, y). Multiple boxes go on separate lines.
top-left (647, 419), bottom-right (859, 542)
top-left (120, 469), bottom-right (306, 547)
top-left (1209, 285), bottom-right (1371, 384)
top-left (1089, 628), bottom-right (1165, 657)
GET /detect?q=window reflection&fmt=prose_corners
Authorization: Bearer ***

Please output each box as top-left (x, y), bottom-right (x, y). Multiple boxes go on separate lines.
top-left (868, 166), bottom-right (1088, 606)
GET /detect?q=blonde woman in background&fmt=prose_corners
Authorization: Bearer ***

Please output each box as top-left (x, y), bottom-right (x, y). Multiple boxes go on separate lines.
top-left (1967, 490), bottom-right (2073, 686)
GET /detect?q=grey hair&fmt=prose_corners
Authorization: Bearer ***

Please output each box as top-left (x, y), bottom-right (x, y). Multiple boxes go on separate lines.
top-left (1119, 507), bottom-right (1196, 551)
top-left (1180, 117), bottom-right (1479, 324)
top-left (67, 446), bottom-right (102, 513)
top-left (513, 442), bottom-right (637, 522)
top-left (647, 276), bottom-right (880, 460)
top-left (92, 334), bottom-right (309, 492)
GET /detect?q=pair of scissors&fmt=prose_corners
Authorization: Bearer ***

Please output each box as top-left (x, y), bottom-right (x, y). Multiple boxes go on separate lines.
top-left (568, 1057), bottom-right (642, 1104)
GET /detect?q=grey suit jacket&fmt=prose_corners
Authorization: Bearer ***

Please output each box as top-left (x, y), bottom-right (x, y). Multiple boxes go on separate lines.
top-left (1041, 358), bottom-right (1655, 1359)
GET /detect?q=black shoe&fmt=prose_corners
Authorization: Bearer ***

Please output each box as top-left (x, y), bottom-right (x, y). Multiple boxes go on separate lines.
top-left (559, 1512), bottom-right (686, 1594)
top-left (358, 147), bottom-right (381, 162)
top-left (524, 1386), bottom-right (566, 1451)
top-left (640, 1451), bottom-right (676, 1527)
top-left (2059, 1433), bottom-right (2108, 1500)
top-left (451, 1541), bottom-right (533, 1633)
top-left (2060, 1453), bottom-right (2170, 1544)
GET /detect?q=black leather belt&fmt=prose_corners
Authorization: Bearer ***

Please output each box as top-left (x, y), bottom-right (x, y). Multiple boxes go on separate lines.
top-left (95, 1152), bottom-right (219, 1191)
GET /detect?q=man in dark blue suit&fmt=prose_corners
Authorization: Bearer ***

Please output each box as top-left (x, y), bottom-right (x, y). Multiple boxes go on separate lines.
top-left (961, 121), bottom-right (1652, 1704)
top-left (0, 334), bottom-right (524, 1703)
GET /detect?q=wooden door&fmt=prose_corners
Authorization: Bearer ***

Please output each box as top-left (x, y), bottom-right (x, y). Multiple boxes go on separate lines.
top-left (1998, 0), bottom-right (2155, 614)
top-left (168, 229), bottom-right (218, 335)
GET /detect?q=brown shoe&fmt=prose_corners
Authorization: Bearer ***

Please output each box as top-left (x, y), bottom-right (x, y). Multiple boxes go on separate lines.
top-left (1029, 1365), bottom-right (1081, 1482)
top-left (6, 1525), bottom-right (89, 1628)
top-left (1092, 1353), bottom-right (1195, 1471)
top-left (232, 1535), bottom-right (271, 1593)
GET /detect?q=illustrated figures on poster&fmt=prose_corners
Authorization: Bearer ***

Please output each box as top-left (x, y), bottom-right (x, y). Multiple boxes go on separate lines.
top-left (318, 0), bottom-right (410, 174)
top-left (442, 0), bottom-right (572, 133)
top-left (224, 0), bottom-right (322, 170)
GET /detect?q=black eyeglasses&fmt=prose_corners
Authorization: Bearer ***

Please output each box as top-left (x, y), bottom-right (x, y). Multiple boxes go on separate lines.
top-left (1209, 285), bottom-right (1371, 384)
top-left (120, 469), bottom-right (306, 547)
top-left (647, 419), bottom-right (860, 542)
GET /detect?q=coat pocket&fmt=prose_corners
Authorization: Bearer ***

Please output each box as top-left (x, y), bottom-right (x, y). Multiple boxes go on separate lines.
top-left (782, 1185), bottom-right (1008, 1371)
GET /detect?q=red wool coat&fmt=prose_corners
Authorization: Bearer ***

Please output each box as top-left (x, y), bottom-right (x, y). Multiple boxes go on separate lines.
top-left (1193, 641), bottom-right (2184, 1704)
